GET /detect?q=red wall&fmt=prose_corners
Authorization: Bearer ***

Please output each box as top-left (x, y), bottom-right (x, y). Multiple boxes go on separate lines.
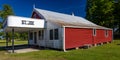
top-left (105, 30), bottom-right (112, 42)
top-left (65, 27), bottom-right (93, 49)
top-left (65, 27), bottom-right (112, 49)
top-left (31, 12), bottom-right (41, 19)
top-left (93, 29), bottom-right (112, 44)
top-left (93, 29), bottom-right (105, 44)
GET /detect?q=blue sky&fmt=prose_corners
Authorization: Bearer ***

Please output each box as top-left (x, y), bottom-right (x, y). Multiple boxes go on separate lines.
top-left (0, 0), bottom-right (86, 19)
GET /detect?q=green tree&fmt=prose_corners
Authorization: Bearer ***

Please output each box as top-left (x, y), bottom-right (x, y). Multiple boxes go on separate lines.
top-left (0, 4), bottom-right (28, 41)
top-left (0, 4), bottom-right (14, 41)
top-left (114, 0), bottom-right (120, 34)
top-left (0, 4), bottom-right (14, 20)
top-left (86, 0), bottom-right (114, 28)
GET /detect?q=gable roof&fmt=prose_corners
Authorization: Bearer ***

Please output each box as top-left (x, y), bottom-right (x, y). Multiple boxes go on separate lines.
top-left (33, 8), bottom-right (111, 29)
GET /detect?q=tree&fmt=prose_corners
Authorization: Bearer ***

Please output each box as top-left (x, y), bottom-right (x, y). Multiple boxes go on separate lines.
top-left (0, 4), bottom-right (28, 41)
top-left (113, 0), bottom-right (120, 38)
top-left (0, 4), bottom-right (14, 20)
top-left (86, 0), bottom-right (114, 28)
top-left (0, 4), bottom-right (14, 41)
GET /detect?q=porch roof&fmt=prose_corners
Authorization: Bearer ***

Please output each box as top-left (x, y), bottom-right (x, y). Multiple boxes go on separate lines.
top-left (3, 16), bottom-right (45, 32)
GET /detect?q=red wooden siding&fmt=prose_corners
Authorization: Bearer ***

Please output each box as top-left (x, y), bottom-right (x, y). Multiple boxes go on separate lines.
top-left (93, 29), bottom-right (105, 44)
top-left (31, 12), bottom-right (41, 19)
top-left (106, 30), bottom-right (112, 42)
top-left (65, 27), bottom-right (93, 49)
top-left (93, 29), bottom-right (112, 44)
top-left (65, 27), bottom-right (112, 49)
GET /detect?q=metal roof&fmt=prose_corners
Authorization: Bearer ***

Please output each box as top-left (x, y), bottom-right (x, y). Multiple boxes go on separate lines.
top-left (34, 8), bottom-right (111, 29)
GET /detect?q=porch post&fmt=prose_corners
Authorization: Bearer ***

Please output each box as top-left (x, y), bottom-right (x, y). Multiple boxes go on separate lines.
top-left (12, 28), bottom-right (14, 53)
top-left (28, 30), bottom-right (30, 47)
top-left (6, 32), bottom-right (8, 48)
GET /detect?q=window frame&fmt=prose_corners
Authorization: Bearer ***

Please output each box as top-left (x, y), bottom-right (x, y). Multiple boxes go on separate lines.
top-left (93, 29), bottom-right (96, 36)
top-left (49, 29), bottom-right (59, 40)
top-left (50, 29), bottom-right (54, 40)
top-left (54, 29), bottom-right (59, 40)
top-left (105, 29), bottom-right (108, 37)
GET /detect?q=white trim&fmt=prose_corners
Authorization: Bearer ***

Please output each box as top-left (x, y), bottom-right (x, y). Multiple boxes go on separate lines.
top-left (63, 26), bottom-right (66, 52)
top-left (64, 26), bottom-right (112, 30)
top-left (93, 28), bottom-right (96, 36)
top-left (105, 29), bottom-right (108, 37)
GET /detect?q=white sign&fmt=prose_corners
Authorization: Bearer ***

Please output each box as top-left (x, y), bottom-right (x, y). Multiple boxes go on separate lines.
top-left (4, 16), bottom-right (45, 28)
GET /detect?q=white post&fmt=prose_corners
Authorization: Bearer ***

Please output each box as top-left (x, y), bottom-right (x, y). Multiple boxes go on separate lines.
top-left (63, 26), bottom-right (66, 52)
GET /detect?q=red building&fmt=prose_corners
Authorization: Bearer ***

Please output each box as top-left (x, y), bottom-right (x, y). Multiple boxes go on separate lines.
top-left (3, 8), bottom-right (113, 52)
top-left (31, 8), bottom-right (113, 51)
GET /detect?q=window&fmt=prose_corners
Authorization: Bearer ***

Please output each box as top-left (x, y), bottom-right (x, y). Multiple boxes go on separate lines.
top-left (54, 29), bottom-right (59, 39)
top-left (50, 29), bottom-right (53, 40)
top-left (93, 29), bottom-right (96, 36)
top-left (105, 30), bottom-right (108, 37)
top-left (29, 32), bottom-right (33, 40)
top-left (39, 30), bottom-right (44, 40)
top-left (49, 29), bottom-right (59, 40)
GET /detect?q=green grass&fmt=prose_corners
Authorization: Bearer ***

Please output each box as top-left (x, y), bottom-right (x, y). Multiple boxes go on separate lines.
top-left (0, 40), bottom-right (120, 60)
top-left (0, 39), bottom-right (28, 46)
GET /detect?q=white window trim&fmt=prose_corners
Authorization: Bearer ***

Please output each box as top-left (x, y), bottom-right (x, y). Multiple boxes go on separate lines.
top-left (105, 29), bottom-right (108, 37)
top-left (93, 29), bottom-right (96, 36)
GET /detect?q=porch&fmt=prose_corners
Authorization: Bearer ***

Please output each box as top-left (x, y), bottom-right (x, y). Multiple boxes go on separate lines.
top-left (3, 15), bottom-right (45, 53)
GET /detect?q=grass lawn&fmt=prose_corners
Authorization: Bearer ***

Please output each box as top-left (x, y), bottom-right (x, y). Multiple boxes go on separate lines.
top-left (0, 39), bottom-right (28, 46)
top-left (0, 40), bottom-right (120, 60)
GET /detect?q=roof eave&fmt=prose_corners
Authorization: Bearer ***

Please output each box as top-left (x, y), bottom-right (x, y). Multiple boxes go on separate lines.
top-left (63, 26), bottom-right (112, 30)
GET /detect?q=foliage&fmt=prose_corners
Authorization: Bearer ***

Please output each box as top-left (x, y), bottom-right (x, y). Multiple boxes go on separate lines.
top-left (114, 0), bottom-right (120, 34)
top-left (0, 4), bottom-right (14, 41)
top-left (0, 4), bottom-right (14, 20)
top-left (0, 40), bottom-right (27, 46)
top-left (86, 0), bottom-right (115, 28)
top-left (0, 4), bottom-right (28, 41)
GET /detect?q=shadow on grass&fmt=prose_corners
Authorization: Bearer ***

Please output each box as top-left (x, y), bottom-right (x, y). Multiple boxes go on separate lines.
top-left (114, 39), bottom-right (120, 40)
top-left (0, 42), bottom-right (6, 44)
top-left (0, 48), bottom-right (5, 51)
top-left (117, 44), bottom-right (120, 45)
